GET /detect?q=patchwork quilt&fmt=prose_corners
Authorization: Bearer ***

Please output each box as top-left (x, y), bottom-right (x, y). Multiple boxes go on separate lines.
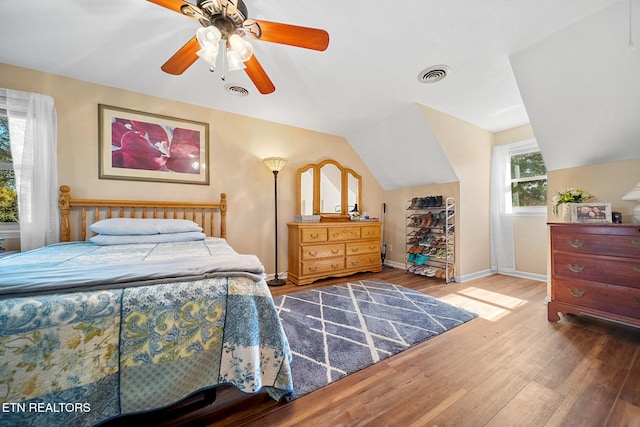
top-left (0, 239), bottom-right (293, 426)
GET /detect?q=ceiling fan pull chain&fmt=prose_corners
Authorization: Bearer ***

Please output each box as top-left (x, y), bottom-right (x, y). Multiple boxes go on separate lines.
top-left (220, 39), bottom-right (227, 81)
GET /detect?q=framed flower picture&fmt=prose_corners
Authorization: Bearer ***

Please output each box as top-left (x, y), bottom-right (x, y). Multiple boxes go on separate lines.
top-left (570, 202), bottom-right (612, 223)
top-left (98, 104), bottom-right (210, 185)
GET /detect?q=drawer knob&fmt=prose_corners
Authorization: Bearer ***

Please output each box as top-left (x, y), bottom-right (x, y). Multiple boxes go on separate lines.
top-left (308, 266), bottom-right (318, 272)
top-left (632, 239), bottom-right (640, 247)
top-left (310, 233), bottom-right (320, 239)
top-left (568, 287), bottom-right (585, 298)
top-left (568, 263), bottom-right (585, 273)
top-left (351, 248), bottom-right (359, 252)
top-left (634, 266), bottom-right (640, 273)
top-left (569, 239), bottom-right (585, 248)
top-left (331, 263), bottom-right (339, 269)
top-left (308, 251), bottom-right (318, 257)
top-left (331, 249), bottom-right (340, 254)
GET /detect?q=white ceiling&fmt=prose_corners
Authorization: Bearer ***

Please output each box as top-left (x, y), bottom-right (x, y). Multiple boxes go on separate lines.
top-left (1, 0), bottom-right (638, 188)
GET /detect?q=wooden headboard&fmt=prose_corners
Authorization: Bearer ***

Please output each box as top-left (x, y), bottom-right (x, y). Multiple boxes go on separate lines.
top-left (57, 185), bottom-right (227, 242)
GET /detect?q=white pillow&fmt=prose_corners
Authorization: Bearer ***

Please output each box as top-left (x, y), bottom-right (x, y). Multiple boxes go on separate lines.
top-left (90, 231), bottom-right (206, 245)
top-left (90, 218), bottom-right (203, 235)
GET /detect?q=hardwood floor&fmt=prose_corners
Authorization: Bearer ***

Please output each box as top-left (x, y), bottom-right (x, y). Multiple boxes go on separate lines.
top-left (120, 268), bottom-right (640, 427)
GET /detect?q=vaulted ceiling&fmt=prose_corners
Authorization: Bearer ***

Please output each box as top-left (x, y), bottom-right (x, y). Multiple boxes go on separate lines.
top-left (1, 0), bottom-right (638, 189)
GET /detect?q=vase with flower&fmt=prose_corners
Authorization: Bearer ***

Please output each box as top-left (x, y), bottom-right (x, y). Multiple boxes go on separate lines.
top-left (552, 188), bottom-right (594, 221)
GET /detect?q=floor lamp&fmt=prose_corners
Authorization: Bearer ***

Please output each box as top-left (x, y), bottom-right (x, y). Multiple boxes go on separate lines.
top-left (263, 157), bottom-right (287, 286)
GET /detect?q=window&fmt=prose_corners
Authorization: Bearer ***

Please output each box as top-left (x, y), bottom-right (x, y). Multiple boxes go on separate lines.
top-left (511, 151), bottom-right (547, 207)
top-left (0, 114), bottom-right (18, 224)
top-left (508, 140), bottom-right (547, 215)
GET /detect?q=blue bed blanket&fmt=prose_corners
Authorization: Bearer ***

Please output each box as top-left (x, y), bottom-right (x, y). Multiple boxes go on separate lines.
top-left (0, 239), bottom-right (294, 426)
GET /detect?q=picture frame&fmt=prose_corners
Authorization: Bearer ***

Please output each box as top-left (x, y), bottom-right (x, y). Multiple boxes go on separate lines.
top-left (98, 104), bottom-right (209, 185)
top-left (570, 202), bottom-right (612, 223)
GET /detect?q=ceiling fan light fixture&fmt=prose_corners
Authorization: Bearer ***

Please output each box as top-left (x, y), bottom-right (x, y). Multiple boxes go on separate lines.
top-left (228, 32), bottom-right (253, 62)
top-left (196, 26), bottom-right (222, 67)
top-left (226, 48), bottom-right (246, 71)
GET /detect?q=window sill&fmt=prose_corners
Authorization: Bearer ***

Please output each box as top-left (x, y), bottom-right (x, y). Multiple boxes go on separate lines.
top-left (0, 224), bottom-right (20, 239)
top-left (511, 207), bottom-right (547, 217)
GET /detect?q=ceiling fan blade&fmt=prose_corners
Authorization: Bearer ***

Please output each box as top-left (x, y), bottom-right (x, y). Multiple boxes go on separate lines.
top-left (244, 55), bottom-right (275, 94)
top-left (147, 0), bottom-right (199, 17)
top-left (161, 36), bottom-right (200, 75)
top-left (245, 20), bottom-right (329, 51)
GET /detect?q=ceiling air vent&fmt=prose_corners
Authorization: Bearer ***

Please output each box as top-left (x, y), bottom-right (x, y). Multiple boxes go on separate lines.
top-left (417, 65), bottom-right (450, 84)
top-left (225, 84), bottom-right (249, 97)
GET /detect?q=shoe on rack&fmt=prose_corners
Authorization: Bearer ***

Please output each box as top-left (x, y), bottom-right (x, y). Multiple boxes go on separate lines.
top-left (415, 254), bottom-right (429, 265)
top-left (407, 252), bottom-right (417, 262)
top-left (423, 267), bottom-right (437, 277)
top-left (408, 198), bottom-right (419, 210)
top-left (435, 195), bottom-right (443, 207)
top-left (425, 212), bottom-right (434, 227)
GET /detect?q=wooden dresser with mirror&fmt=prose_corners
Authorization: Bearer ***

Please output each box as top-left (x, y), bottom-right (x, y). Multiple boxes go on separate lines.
top-left (288, 160), bottom-right (382, 285)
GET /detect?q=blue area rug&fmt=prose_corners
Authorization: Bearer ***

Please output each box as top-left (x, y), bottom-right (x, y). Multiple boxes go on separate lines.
top-left (273, 280), bottom-right (478, 399)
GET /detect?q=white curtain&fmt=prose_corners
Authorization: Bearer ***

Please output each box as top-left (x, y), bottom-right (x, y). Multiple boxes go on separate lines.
top-left (489, 144), bottom-right (515, 273)
top-left (1, 88), bottom-right (59, 251)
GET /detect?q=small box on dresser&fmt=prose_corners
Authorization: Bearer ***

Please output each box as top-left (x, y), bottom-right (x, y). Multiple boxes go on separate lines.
top-left (548, 223), bottom-right (640, 327)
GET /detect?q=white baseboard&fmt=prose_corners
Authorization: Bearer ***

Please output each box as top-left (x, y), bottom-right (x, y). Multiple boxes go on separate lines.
top-left (326, 262), bottom-right (547, 285)
top-left (493, 270), bottom-right (547, 282)
top-left (457, 269), bottom-right (493, 283)
top-left (265, 271), bottom-right (288, 281)
top-left (383, 260), bottom-right (406, 270)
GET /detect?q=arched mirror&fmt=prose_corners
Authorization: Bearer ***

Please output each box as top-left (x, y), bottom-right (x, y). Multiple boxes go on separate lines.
top-left (297, 160), bottom-right (362, 219)
top-left (299, 166), bottom-right (314, 215)
top-left (319, 162), bottom-right (342, 213)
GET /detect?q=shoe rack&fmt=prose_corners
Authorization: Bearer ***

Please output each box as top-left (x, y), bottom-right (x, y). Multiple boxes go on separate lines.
top-left (405, 196), bottom-right (455, 283)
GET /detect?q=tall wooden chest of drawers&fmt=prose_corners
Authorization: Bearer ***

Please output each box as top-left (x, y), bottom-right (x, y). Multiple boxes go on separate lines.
top-left (548, 223), bottom-right (640, 327)
top-left (287, 221), bottom-right (382, 285)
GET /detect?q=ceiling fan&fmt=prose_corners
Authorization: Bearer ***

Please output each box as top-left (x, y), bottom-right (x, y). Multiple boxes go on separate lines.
top-left (148, 0), bottom-right (330, 94)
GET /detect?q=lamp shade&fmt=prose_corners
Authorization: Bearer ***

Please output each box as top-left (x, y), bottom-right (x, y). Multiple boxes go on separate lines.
top-left (622, 180), bottom-right (640, 201)
top-left (622, 180), bottom-right (640, 223)
top-left (263, 157), bottom-right (287, 172)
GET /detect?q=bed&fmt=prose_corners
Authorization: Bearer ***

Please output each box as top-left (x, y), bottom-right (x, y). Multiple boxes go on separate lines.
top-left (0, 186), bottom-right (293, 426)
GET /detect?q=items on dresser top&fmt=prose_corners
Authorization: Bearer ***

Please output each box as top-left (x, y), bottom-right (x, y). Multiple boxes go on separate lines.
top-left (548, 223), bottom-right (640, 327)
top-left (288, 221), bottom-right (382, 285)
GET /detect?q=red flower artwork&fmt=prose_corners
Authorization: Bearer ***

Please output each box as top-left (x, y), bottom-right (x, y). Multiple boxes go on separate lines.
top-left (111, 119), bottom-right (201, 174)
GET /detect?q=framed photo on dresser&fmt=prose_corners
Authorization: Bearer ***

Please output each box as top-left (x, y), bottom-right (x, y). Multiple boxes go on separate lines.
top-left (570, 202), bottom-right (612, 223)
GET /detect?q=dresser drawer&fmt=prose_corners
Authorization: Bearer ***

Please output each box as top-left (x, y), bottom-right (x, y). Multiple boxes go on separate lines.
top-left (328, 226), bottom-right (361, 241)
top-left (301, 243), bottom-right (344, 260)
top-left (361, 225), bottom-right (380, 240)
top-left (552, 278), bottom-right (640, 320)
top-left (346, 241), bottom-right (379, 256)
top-left (302, 258), bottom-right (345, 275)
top-left (301, 227), bottom-right (328, 243)
top-left (346, 253), bottom-right (380, 270)
top-left (552, 253), bottom-right (640, 288)
top-left (552, 231), bottom-right (640, 258)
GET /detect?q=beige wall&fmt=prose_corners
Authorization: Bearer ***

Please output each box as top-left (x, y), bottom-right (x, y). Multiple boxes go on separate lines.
top-left (420, 105), bottom-right (494, 279)
top-left (0, 63), bottom-right (384, 277)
